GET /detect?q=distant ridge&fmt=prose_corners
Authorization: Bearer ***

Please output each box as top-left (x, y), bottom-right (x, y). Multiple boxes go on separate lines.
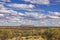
top-left (20, 24), bottom-right (35, 27)
top-left (0, 24), bottom-right (60, 28)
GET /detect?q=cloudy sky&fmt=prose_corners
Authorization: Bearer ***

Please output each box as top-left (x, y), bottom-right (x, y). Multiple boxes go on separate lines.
top-left (0, 0), bottom-right (60, 26)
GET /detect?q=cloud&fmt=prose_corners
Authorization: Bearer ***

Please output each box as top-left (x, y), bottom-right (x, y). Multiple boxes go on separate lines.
top-left (1, 0), bottom-right (11, 2)
top-left (0, 9), bottom-right (60, 26)
top-left (0, 4), bottom-right (36, 26)
top-left (49, 11), bottom-right (60, 16)
top-left (0, 14), bottom-right (4, 17)
top-left (19, 12), bottom-right (47, 20)
top-left (23, 0), bottom-right (50, 5)
top-left (36, 19), bottom-right (60, 26)
top-left (0, 4), bottom-right (6, 10)
top-left (47, 15), bottom-right (60, 18)
top-left (0, 2), bottom-right (60, 26)
top-left (54, 0), bottom-right (60, 2)
top-left (18, 11), bottom-right (60, 21)
top-left (0, 7), bottom-right (19, 22)
top-left (22, 11), bottom-right (60, 20)
top-left (7, 4), bottom-right (35, 9)
top-left (47, 11), bottom-right (60, 18)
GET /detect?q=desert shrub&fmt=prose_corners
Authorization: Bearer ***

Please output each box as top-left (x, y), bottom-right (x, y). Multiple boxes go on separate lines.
top-left (0, 30), bottom-right (14, 40)
top-left (41, 28), bottom-right (59, 40)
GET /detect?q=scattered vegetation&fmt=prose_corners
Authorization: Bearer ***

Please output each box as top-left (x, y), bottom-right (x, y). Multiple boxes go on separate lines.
top-left (0, 27), bottom-right (60, 40)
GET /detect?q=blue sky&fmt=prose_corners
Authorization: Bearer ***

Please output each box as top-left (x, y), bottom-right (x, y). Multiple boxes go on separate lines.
top-left (0, 0), bottom-right (60, 26)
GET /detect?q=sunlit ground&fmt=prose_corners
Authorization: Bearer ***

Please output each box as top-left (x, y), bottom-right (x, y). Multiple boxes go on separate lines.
top-left (0, 27), bottom-right (60, 40)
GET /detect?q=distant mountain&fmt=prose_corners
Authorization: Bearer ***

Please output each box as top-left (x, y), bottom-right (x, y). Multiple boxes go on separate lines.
top-left (20, 24), bottom-right (35, 27)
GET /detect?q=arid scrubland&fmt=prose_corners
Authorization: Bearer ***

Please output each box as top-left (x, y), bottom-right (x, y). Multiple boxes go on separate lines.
top-left (0, 27), bottom-right (60, 40)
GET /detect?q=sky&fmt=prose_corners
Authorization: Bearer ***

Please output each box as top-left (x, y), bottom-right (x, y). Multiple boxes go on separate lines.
top-left (0, 0), bottom-right (60, 26)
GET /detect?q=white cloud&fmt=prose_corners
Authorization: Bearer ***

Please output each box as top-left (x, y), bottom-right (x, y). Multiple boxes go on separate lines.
top-left (0, 4), bottom-right (6, 10)
top-left (9, 11), bottom-right (60, 26)
top-left (17, 12), bottom-right (51, 22)
top-left (0, 8), bottom-right (19, 22)
top-left (0, 10), bottom-right (60, 26)
top-left (23, 0), bottom-right (50, 5)
top-left (1, 0), bottom-right (11, 2)
top-left (0, 10), bottom-right (11, 13)
top-left (0, 9), bottom-right (18, 15)
top-left (23, 12), bottom-right (46, 20)
top-left (19, 13), bottom-right (24, 16)
top-left (0, 14), bottom-right (4, 16)
top-left (0, 3), bottom-right (60, 26)
top-left (49, 11), bottom-right (60, 16)
top-left (54, 0), bottom-right (60, 2)
top-left (54, 12), bottom-right (60, 16)
top-left (7, 4), bottom-right (35, 9)
top-left (48, 11), bottom-right (60, 18)
top-left (19, 11), bottom-right (60, 21)
top-left (47, 15), bottom-right (60, 18)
